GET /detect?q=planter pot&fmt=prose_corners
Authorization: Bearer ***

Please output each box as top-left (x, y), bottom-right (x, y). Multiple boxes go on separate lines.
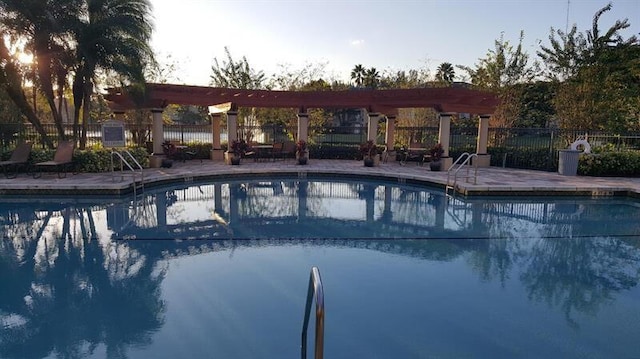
top-left (296, 151), bottom-right (309, 165)
top-left (364, 156), bottom-right (375, 167)
top-left (430, 160), bottom-right (442, 171)
top-left (230, 155), bottom-right (241, 165)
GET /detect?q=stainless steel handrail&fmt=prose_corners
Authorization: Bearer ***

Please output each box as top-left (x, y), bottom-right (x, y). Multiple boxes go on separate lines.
top-left (301, 266), bottom-right (324, 359)
top-left (446, 152), bottom-right (478, 196)
top-left (111, 149), bottom-right (145, 197)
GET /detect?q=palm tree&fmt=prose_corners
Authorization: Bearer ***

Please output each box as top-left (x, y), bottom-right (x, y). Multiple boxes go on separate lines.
top-left (364, 67), bottom-right (380, 89)
top-left (72, 0), bottom-right (155, 148)
top-left (350, 64), bottom-right (365, 87)
top-left (0, 0), bottom-right (81, 145)
top-left (436, 62), bottom-right (455, 83)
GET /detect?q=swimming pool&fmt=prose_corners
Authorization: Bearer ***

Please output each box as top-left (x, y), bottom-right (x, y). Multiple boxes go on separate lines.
top-left (1, 176), bottom-right (639, 358)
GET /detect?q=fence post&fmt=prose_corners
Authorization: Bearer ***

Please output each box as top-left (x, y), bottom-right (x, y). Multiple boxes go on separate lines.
top-left (548, 130), bottom-right (555, 171)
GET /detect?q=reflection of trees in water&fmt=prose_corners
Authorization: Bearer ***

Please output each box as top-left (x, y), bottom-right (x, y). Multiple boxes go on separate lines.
top-left (467, 200), bottom-right (640, 327)
top-left (521, 236), bottom-right (640, 329)
top-left (0, 220), bottom-right (166, 359)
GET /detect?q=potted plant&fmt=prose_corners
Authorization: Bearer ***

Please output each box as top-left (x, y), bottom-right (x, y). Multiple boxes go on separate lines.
top-left (360, 140), bottom-right (379, 167)
top-left (296, 140), bottom-right (309, 165)
top-left (227, 139), bottom-right (247, 165)
top-left (429, 143), bottom-right (444, 171)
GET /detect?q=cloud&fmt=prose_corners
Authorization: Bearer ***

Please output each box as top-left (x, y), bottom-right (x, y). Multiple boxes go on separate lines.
top-left (350, 39), bottom-right (365, 47)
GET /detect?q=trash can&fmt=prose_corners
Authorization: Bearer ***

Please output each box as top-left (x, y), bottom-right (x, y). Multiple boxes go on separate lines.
top-left (558, 149), bottom-right (581, 176)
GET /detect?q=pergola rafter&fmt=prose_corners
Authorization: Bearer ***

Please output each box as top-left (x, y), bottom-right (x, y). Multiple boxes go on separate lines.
top-left (105, 83), bottom-right (499, 115)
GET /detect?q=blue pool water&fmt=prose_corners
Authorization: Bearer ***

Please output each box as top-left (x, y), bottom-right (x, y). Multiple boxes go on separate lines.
top-left (1, 176), bottom-right (639, 358)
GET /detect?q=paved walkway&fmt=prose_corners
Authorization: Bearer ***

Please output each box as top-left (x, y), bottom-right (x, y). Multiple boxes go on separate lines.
top-left (0, 158), bottom-right (639, 198)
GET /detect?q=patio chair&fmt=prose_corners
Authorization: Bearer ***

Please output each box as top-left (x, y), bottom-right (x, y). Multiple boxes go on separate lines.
top-left (162, 141), bottom-right (197, 162)
top-left (33, 141), bottom-right (75, 178)
top-left (400, 142), bottom-right (428, 166)
top-left (271, 142), bottom-right (284, 161)
top-left (282, 141), bottom-right (297, 161)
top-left (0, 141), bottom-right (32, 178)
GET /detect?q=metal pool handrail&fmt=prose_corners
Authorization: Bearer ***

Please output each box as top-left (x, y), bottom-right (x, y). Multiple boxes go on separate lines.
top-left (301, 266), bottom-right (324, 359)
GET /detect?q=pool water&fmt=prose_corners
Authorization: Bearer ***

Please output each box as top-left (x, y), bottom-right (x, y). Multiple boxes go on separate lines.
top-left (1, 177), bottom-right (639, 358)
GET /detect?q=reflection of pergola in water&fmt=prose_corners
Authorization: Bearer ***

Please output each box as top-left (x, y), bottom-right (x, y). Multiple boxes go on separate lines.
top-left (105, 84), bottom-right (499, 168)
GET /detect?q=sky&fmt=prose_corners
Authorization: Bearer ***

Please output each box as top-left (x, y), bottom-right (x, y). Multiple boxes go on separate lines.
top-left (150, 0), bottom-right (639, 86)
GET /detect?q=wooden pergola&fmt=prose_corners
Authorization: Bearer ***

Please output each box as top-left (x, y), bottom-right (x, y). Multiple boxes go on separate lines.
top-left (105, 83), bottom-right (498, 114)
top-left (105, 83), bottom-right (499, 167)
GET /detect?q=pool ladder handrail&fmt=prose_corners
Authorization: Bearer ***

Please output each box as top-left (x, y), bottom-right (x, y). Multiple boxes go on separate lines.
top-left (111, 149), bottom-right (145, 197)
top-left (446, 152), bottom-right (478, 197)
top-left (301, 266), bottom-right (324, 359)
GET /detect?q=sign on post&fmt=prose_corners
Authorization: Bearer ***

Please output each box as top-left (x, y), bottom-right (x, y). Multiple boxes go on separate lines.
top-left (101, 120), bottom-right (126, 148)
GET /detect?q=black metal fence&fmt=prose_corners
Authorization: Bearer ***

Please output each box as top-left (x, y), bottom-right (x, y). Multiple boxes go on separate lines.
top-left (2, 122), bottom-right (639, 172)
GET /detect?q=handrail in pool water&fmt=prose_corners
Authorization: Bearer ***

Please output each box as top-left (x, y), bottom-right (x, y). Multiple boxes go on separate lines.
top-left (301, 266), bottom-right (324, 359)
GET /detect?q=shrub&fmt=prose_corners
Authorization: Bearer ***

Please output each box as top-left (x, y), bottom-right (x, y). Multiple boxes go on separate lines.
top-left (578, 151), bottom-right (640, 176)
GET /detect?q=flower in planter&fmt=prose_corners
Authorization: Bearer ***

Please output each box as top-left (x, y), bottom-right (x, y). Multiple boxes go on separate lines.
top-left (229, 139), bottom-right (247, 156)
top-left (360, 140), bottom-right (379, 158)
top-left (429, 143), bottom-right (444, 162)
top-left (296, 140), bottom-right (308, 154)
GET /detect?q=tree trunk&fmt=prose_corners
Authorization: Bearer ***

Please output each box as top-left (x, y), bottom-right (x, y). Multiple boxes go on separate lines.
top-left (72, 72), bottom-right (84, 147)
top-left (0, 38), bottom-right (53, 148)
top-left (34, 40), bottom-right (66, 140)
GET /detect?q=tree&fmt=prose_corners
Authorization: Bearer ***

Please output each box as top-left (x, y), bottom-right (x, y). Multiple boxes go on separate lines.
top-left (459, 32), bottom-right (538, 127)
top-left (0, 0), bottom-right (81, 146)
top-left (350, 64), bottom-right (365, 87)
top-left (210, 46), bottom-right (266, 90)
top-left (364, 67), bottom-right (380, 89)
top-left (435, 62), bottom-right (455, 83)
top-left (538, 3), bottom-right (639, 131)
top-left (72, 0), bottom-right (155, 148)
top-left (0, 0), bottom-right (155, 149)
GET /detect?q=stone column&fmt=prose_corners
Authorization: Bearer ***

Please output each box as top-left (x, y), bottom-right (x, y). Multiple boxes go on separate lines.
top-left (224, 111), bottom-right (238, 164)
top-left (438, 112), bottom-right (455, 170)
top-left (384, 115), bottom-right (397, 162)
top-left (297, 110), bottom-right (309, 142)
top-left (475, 114), bottom-right (492, 167)
top-left (367, 112), bottom-right (379, 142)
top-left (149, 108), bottom-right (164, 168)
top-left (210, 113), bottom-right (224, 161)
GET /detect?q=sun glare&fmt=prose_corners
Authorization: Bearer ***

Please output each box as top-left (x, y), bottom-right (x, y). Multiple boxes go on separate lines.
top-left (17, 51), bottom-right (33, 64)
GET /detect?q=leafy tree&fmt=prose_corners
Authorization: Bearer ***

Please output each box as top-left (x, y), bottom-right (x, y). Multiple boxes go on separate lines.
top-left (435, 62), bottom-right (455, 83)
top-left (459, 32), bottom-right (538, 127)
top-left (516, 81), bottom-right (557, 128)
top-left (350, 64), bottom-right (365, 87)
top-left (210, 46), bottom-right (266, 90)
top-left (538, 3), bottom-right (639, 131)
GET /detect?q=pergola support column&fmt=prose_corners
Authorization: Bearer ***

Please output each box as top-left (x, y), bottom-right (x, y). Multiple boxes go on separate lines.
top-left (149, 108), bottom-right (165, 168)
top-left (297, 110), bottom-right (309, 142)
top-left (384, 115), bottom-right (397, 162)
top-left (224, 111), bottom-right (238, 164)
top-left (210, 113), bottom-right (224, 161)
top-left (475, 114), bottom-right (492, 167)
top-left (367, 112), bottom-right (379, 142)
top-left (438, 112), bottom-right (455, 170)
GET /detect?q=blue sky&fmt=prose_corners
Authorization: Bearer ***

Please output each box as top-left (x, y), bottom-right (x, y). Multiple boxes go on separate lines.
top-left (151, 0), bottom-right (639, 86)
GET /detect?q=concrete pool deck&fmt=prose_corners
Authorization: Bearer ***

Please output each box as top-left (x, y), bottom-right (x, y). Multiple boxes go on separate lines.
top-left (0, 158), bottom-right (639, 198)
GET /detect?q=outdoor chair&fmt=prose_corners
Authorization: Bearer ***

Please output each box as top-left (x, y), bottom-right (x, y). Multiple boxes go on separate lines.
top-left (33, 141), bottom-right (75, 178)
top-left (282, 141), bottom-right (297, 161)
top-left (162, 141), bottom-right (197, 162)
top-left (400, 142), bottom-right (428, 165)
top-left (0, 141), bottom-right (32, 178)
top-left (271, 142), bottom-right (284, 161)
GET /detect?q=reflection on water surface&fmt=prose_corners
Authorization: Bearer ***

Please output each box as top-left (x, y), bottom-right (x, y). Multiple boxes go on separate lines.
top-left (1, 177), bottom-right (639, 358)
